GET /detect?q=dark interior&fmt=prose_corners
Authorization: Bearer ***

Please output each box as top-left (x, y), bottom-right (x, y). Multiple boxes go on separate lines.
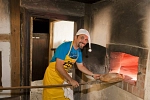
top-left (33, 18), bottom-right (49, 33)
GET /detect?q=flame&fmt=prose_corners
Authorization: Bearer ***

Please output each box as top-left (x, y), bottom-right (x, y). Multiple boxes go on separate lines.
top-left (110, 52), bottom-right (139, 81)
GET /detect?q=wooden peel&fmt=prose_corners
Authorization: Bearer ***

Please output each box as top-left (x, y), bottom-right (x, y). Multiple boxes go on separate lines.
top-left (0, 74), bottom-right (124, 90)
top-left (0, 80), bottom-right (102, 90)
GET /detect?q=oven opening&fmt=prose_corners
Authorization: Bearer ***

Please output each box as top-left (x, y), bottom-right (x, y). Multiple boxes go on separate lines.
top-left (109, 52), bottom-right (139, 85)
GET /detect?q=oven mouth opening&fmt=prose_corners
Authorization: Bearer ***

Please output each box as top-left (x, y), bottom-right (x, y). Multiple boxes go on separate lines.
top-left (109, 52), bottom-right (139, 85)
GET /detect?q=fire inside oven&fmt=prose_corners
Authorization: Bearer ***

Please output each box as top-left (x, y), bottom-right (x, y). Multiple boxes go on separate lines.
top-left (109, 52), bottom-right (139, 84)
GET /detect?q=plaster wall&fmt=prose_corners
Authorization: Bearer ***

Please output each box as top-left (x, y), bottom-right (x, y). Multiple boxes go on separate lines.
top-left (0, 42), bottom-right (11, 98)
top-left (91, 3), bottom-right (112, 47)
top-left (0, 0), bottom-right (11, 98)
top-left (0, 0), bottom-right (10, 34)
top-left (142, 3), bottom-right (150, 100)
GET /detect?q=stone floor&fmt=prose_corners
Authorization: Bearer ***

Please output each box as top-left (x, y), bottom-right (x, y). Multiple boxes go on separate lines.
top-left (30, 80), bottom-right (43, 100)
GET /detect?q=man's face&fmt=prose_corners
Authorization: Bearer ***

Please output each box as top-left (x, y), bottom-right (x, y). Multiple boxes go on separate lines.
top-left (76, 34), bottom-right (88, 49)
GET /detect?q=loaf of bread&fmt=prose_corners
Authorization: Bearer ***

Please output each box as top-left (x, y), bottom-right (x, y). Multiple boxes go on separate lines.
top-left (100, 73), bottom-right (124, 83)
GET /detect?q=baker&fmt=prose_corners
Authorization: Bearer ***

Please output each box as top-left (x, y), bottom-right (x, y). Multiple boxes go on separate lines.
top-left (42, 29), bottom-right (101, 100)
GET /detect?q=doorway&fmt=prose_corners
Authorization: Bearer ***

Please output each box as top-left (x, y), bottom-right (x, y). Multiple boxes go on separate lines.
top-left (52, 21), bottom-right (74, 56)
top-left (31, 18), bottom-right (75, 81)
top-left (30, 18), bottom-right (75, 100)
top-left (32, 18), bottom-right (49, 81)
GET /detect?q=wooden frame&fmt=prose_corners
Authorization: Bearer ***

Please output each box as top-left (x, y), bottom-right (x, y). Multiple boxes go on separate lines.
top-left (10, 0), bottom-right (20, 96)
top-left (20, 8), bottom-right (84, 100)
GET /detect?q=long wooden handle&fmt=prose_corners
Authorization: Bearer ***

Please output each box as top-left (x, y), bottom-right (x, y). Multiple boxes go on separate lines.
top-left (0, 80), bottom-right (120, 90)
top-left (0, 82), bottom-right (90, 90)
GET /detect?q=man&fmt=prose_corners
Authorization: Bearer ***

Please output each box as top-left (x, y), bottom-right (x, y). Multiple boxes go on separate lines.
top-left (43, 29), bottom-right (101, 100)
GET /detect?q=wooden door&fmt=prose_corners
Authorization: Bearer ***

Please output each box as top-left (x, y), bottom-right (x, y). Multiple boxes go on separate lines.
top-left (32, 33), bottom-right (49, 81)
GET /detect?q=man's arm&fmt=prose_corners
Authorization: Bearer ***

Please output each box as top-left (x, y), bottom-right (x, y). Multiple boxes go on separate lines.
top-left (76, 62), bottom-right (100, 79)
top-left (55, 58), bottom-right (79, 87)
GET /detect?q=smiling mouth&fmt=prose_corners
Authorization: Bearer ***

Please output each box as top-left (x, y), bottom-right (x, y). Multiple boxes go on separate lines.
top-left (79, 42), bottom-right (86, 45)
top-left (78, 42), bottom-right (86, 48)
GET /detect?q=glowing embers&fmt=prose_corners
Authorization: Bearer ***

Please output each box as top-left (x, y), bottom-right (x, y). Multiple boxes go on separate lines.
top-left (109, 52), bottom-right (139, 84)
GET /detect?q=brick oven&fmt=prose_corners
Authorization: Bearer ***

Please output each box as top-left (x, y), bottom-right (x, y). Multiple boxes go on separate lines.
top-left (76, 41), bottom-right (149, 100)
top-left (106, 44), bottom-right (148, 99)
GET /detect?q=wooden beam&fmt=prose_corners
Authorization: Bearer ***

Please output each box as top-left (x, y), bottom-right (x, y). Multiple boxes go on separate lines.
top-left (10, 0), bottom-right (20, 95)
top-left (0, 34), bottom-right (10, 42)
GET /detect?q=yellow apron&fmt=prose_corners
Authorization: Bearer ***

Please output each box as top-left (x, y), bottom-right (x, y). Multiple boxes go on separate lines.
top-left (43, 42), bottom-right (78, 100)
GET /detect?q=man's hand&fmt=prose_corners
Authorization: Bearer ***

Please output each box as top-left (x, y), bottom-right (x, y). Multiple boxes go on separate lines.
top-left (92, 74), bottom-right (101, 80)
top-left (67, 79), bottom-right (79, 88)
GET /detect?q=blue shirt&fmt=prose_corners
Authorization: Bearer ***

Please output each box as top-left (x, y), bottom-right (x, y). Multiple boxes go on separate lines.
top-left (50, 41), bottom-right (82, 63)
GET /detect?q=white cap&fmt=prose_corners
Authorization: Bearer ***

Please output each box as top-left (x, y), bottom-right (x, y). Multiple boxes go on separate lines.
top-left (76, 29), bottom-right (92, 52)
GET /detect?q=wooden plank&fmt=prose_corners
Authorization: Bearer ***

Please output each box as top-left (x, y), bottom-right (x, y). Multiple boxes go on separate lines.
top-left (49, 22), bottom-right (54, 60)
top-left (20, 8), bottom-right (31, 100)
top-left (0, 34), bottom-right (10, 42)
top-left (0, 51), bottom-right (2, 87)
top-left (10, 0), bottom-right (20, 95)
